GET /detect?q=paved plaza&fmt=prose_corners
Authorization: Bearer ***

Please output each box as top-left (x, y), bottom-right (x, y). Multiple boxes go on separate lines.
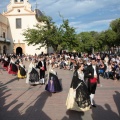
top-left (0, 61), bottom-right (120, 120)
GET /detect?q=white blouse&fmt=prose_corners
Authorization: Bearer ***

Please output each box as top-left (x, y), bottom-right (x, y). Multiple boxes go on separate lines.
top-left (77, 70), bottom-right (84, 81)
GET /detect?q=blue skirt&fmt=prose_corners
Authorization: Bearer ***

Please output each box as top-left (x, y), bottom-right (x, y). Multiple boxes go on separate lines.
top-left (45, 72), bottom-right (62, 93)
top-left (46, 80), bottom-right (55, 92)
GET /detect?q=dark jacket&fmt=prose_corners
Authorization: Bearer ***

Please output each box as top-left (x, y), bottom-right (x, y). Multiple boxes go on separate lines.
top-left (85, 65), bottom-right (100, 84)
top-left (37, 60), bottom-right (47, 71)
top-left (70, 70), bottom-right (82, 89)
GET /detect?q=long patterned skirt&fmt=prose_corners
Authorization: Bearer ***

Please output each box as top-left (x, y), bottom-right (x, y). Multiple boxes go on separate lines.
top-left (66, 81), bottom-right (91, 111)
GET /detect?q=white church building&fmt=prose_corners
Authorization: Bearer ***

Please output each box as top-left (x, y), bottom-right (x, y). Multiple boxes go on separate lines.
top-left (0, 0), bottom-right (52, 55)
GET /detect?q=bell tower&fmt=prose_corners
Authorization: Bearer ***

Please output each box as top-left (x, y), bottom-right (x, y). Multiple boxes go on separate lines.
top-left (11, 0), bottom-right (28, 3)
top-left (2, 0), bottom-right (47, 55)
top-left (4, 0), bottom-right (32, 13)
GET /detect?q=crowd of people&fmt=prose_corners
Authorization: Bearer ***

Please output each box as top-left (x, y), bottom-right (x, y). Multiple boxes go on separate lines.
top-left (0, 52), bottom-right (120, 112)
top-left (0, 53), bottom-right (62, 93)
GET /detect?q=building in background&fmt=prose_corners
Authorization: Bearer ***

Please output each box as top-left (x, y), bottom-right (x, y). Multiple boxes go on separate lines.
top-left (0, 14), bottom-right (10, 54)
top-left (0, 0), bottom-right (52, 55)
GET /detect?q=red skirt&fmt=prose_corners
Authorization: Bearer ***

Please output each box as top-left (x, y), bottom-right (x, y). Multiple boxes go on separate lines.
top-left (8, 65), bottom-right (18, 74)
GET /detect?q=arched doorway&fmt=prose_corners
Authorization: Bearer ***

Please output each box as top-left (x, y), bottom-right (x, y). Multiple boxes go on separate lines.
top-left (3, 45), bottom-right (7, 54)
top-left (16, 47), bottom-right (22, 56)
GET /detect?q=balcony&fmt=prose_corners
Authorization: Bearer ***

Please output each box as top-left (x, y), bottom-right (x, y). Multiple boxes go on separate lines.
top-left (0, 37), bottom-right (5, 42)
top-left (6, 39), bottom-right (11, 43)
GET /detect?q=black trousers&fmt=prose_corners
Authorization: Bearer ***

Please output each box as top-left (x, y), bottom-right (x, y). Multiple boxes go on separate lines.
top-left (40, 70), bottom-right (45, 79)
top-left (88, 82), bottom-right (97, 94)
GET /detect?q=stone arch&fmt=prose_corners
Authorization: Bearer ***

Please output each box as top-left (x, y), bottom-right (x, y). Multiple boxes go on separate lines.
top-left (16, 47), bottom-right (22, 56)
top-left (14, 43), bottom-right (25, 55)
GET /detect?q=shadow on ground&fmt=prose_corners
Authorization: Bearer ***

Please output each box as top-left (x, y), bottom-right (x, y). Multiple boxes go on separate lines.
top-left (0, 81), bottom-right (52, 120)
top-left (91, 91), bottom-right (120, 120)
top-left (62, 110), bottom-right (84, 120)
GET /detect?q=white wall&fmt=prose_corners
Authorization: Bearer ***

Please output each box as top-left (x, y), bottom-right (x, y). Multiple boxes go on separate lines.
top-left (2, 0), bottom-right (53, 55)
top-left (6, 10), bottom-right (47, 55)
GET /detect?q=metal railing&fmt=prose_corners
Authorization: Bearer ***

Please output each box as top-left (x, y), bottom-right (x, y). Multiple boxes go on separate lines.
top-left (0, 37), bottom-right (10, 42)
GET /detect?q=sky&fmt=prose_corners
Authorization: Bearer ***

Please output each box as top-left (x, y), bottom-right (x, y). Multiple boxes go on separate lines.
top-left (0, 0), bottom-right (120, 33)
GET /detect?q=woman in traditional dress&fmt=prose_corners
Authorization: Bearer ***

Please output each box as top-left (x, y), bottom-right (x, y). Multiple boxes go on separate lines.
top-left (45, 63), bottom-right (62, 93)
top-left (15, 56), bottom-right (21, 66)
top-left (18, 60), bottom-right (26, 79)
top-left (26, 59), bottom-right (40, 85)
top-left (1, 55), bottom-right (5, 68)
top-left (8, 57), bottom-right (18, 75)
top-left (66, 63), bottom-right (91, 112)
top-left (3, 56), bottom-right (9, 71)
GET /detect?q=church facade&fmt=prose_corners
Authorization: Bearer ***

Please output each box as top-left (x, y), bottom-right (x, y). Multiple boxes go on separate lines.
top-left (0, 0), bottom-right (51, 55)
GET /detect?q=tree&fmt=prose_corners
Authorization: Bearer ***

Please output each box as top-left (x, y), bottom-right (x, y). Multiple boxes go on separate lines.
top-left (23, 13), bottom-right (78, 52)
top-left (77, 31), bottom-right (100, 53)
top-left (110, 18), bottom-right (120, 46)
top-left (96, 30), bottom-right (117, 53)
top-left (110, 18), bottom-right (120, 33)
top-left (23, 14), bottom-right (61, 52)
top-left (104, 29), bottom-right (117, 46)
top-left (60, 19), bottom-right (79, 52)
top-left (97, 31), bottom-right (107, 51)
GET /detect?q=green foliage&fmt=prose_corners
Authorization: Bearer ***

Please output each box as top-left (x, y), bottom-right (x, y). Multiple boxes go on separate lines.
top-left (23, 12), bottom-right (120, 53)
top-left (60, 19), bottom-right (79, 51)
top-left (110, 18), bottom-right (120, 46)
top-left (23, 14), bottom-right (61, 51)
top-left (110, 18), bottom-right (120, 33)
top-left (23, 13), bottom-right (78, 52)
top-left (76, 18), bottom-right (119, 52)
top-left (104, 29), bottom-right (117, 46)
top-left (77, 31), bottom-right (100, 53)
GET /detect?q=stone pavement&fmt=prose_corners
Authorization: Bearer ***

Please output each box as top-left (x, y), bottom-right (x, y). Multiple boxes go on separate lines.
top-left (0, 61), bottom-right (120, 120)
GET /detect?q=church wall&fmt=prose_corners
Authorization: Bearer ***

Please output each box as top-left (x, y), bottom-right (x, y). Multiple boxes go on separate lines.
top-left (2, 0), bottom-right (50, 55)
top-left (6, 14), bottom-right (47, 55)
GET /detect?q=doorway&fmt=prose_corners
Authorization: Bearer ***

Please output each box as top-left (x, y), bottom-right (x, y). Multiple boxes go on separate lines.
top-left (16, 47), bottom-right (22, 56)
